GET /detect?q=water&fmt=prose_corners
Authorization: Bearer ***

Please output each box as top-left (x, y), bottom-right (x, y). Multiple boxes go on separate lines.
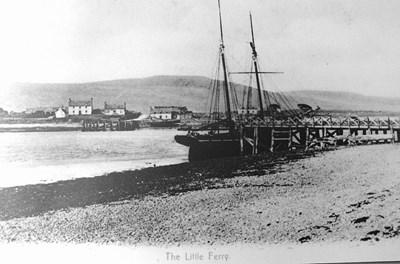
top-left (0, 129), bottom-right (189, 188)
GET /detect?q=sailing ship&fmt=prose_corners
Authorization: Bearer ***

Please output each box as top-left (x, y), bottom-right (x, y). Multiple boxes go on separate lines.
top-left (175, 1), bottom-right (318, 161)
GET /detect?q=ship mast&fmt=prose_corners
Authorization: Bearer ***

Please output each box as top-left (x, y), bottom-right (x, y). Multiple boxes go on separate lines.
top-left (249, 12), bottom-right (264, 118)
top-left (218, 0), bottom-right (232, 122)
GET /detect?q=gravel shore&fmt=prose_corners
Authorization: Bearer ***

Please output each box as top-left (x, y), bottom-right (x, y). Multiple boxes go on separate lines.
top-left (0, 144), bottom-right (399, 245)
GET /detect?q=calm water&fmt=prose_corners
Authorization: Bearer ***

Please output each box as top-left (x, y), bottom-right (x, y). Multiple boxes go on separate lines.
top-left (0, 129), bottom-right (188, 187)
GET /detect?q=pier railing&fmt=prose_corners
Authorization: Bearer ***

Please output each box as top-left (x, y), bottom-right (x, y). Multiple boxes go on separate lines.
top-left (236, 115), bottom-right (400, 153)
top-left (241, 115), bottom-right (399, 129)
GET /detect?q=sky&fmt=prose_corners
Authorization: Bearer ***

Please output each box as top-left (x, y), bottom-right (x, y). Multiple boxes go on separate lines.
top-left (1, 0), bottom-right (400, 97)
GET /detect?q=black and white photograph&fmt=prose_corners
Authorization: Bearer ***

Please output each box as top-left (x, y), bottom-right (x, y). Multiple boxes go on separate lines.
top-left (0, 0), bottom-right (400, 263)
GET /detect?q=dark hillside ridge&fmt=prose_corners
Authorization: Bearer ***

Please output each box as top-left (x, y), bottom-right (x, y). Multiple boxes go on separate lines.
top-left (5, 75), bottom-right (400, 114)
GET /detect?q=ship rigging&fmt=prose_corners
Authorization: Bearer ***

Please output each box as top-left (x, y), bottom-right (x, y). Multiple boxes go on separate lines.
top-left (174, 0), bottom-right (321, 161)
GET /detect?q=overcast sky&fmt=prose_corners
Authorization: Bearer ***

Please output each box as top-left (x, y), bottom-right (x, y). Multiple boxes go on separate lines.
top-left (1, 0), bottom-right (400, 96)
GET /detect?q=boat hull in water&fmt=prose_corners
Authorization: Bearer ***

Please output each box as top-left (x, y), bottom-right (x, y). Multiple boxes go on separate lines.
top-left (175, 133), bottom-right (241, 162)
top-left (149, 119), bottom-right (180, 128)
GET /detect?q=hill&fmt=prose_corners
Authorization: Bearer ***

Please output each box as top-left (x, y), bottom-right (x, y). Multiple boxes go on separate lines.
top-left (3, 75), bottom-right (400, 115)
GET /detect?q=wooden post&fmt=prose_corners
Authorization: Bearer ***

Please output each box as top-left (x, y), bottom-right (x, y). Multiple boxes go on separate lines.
top-left (239, 127), bottom-right (244, 154)
top-left (270, 128), bottom-right (274, 152)
top-left (253, 127), bottom-right (258, 154)
top-left (348, 117), bottom-right (351, 142)
top-left (110, 121), bottom-right (113, 131)
top-left (289, 129), bottom-right (292, 150)
top-left (305, 127), bottom-right (309, 150)
top-left (391, 126), bottom-right (394, 144)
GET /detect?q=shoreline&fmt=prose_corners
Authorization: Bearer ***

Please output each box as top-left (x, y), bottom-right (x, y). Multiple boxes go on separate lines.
top-left (0, 149), bottom-right (312, 221)
top-left (0, 156), bottom-right (187, 189)
top-left (0, 122), bottom-right (82, 133)
top-left (0, 144), bottom-right (399, 246)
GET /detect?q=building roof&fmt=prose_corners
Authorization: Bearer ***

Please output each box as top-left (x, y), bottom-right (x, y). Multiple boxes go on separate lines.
top-left (104, 102), bottom-right (125, 110)
top-left (69, 99), bottom-right (92, 107)
top-left (150, 106), bottom-right (188, 114)
top-left (56, 108), bottom-right (67, 114)
top-left (151, 106), bottom-right (187, 110)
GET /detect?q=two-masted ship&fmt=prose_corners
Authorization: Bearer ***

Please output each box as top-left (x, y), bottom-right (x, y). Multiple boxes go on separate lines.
top-left (175, 1), bottom-right (319, 161)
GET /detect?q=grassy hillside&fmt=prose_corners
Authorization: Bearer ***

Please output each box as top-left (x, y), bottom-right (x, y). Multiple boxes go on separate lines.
top-left (4, 75), bottom-right (400, 115)
top-left (5, 76), bottom-right (211, 114)
top-left (286, 90), bottom-right (400, 112)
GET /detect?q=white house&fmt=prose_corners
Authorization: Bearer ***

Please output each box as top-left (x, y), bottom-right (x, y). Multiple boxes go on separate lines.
top-left (55, 108), bottom-right (67, 118)
top-left (149, 106), bottom-right (188, 120)
top-left (68, 98), bottom-right (93, 115)
top-left (103, 102), bottom-right (126, 116)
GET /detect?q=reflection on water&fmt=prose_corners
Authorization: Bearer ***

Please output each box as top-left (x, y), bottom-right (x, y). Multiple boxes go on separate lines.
top-left (0, 129), bottom-right (188, 187)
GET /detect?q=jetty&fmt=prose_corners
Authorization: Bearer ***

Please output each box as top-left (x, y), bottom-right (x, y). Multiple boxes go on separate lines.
top-left (82, 119), bottom-right (143, 132)
top-left (237, 115), bottom-right (400, 154)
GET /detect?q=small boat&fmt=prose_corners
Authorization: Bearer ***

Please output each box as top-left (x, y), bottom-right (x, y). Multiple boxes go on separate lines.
top-left (297, 103), bottom-right (321, 117)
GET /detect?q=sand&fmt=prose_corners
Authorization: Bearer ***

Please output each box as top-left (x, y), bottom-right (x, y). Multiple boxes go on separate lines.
top-left (0, 144), bottom-right (399, 245)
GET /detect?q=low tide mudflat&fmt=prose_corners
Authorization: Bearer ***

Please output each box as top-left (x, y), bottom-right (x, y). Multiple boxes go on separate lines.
top-left (0, 144), bottom-right (399, 246)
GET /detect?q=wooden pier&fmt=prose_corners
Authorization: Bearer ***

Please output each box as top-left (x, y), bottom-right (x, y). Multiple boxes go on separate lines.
top-left (239, 116), bottom-right (400, 153)
top-left (82, 120), bottom-right (141, 132)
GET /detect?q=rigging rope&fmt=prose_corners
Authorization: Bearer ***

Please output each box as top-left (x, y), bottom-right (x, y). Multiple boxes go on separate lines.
top-left (246, 63), bottom-right (254, 110)
top-left (206, 54), bottom-right (221, 123)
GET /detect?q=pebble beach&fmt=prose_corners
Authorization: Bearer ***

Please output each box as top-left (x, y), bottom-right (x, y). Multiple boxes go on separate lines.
top-left (0, 144), bottom-right (400, 246)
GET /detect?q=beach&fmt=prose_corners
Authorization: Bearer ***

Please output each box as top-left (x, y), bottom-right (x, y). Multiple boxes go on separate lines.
top-left (0, 143), bottom-right (399, 246)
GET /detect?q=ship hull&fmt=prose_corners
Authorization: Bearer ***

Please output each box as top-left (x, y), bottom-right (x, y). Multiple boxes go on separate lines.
top-left (175, 133), bottom-right (241, 162)
top-left (149, 119), bottom-right (180, 128)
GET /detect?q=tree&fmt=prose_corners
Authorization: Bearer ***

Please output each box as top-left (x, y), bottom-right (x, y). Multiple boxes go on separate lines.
top-left (0, 107), bottom-right (8, 116)
top-left (92, 108), bottom-right (103, 114)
